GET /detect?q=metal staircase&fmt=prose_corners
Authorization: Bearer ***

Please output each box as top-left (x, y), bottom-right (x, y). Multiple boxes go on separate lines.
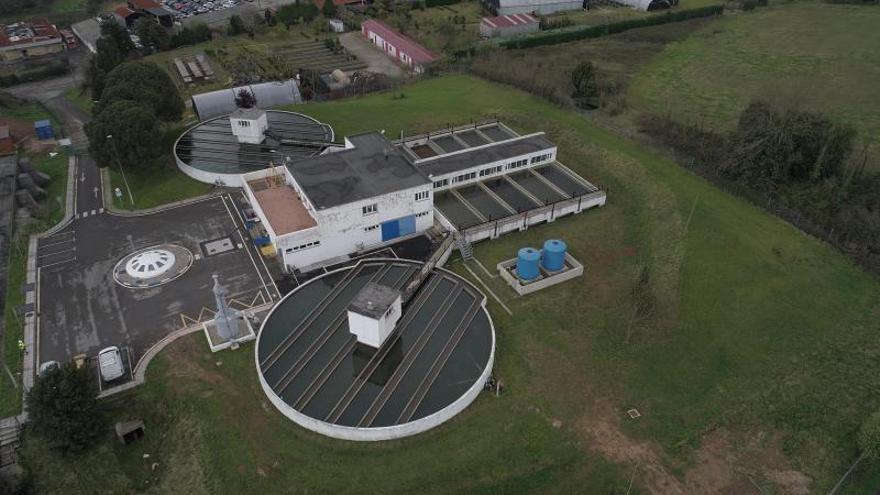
top-left (454, 233), bottom-right (474, 261)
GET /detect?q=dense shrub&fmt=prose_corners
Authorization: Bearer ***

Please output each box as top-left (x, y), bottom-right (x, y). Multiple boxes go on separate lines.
top-left (0, 61), bottom-right (69, 87)
top-left (500, 6), bottom-right (723, 49)
top-left (424, 0), bottom-right (461, 7)
top-left (637, 106), bottom-right (880, 273)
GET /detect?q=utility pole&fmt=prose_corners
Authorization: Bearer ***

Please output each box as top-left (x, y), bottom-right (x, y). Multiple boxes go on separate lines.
top-left (106, 134), bottom-right (134, 206)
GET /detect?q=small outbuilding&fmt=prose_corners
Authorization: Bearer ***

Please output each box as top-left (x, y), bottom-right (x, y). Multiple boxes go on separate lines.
top-left (480, 13), bottom-right (539, 38)
top-left (361, 19), bottom-right (438, 74)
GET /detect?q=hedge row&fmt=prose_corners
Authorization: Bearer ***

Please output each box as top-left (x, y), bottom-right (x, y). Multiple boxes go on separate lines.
top-left (424, 0), bottom-right (462, 7)
top-left (499, 5), bottom-right (723, 49)
top-left (0, 63), bottom-right (70, 88)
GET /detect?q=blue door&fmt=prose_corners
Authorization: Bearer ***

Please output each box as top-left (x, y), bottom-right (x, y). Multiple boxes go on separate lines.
top-left (381, 219), bottom-right (399, 241)
top-left (380, 215), bottom-right (416, 242)
top-left (398, 215), bottom-right (416, 236)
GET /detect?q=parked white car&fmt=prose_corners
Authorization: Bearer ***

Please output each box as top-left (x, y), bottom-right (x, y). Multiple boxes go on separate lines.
top-left (98, 346), bottom-right (124, 382)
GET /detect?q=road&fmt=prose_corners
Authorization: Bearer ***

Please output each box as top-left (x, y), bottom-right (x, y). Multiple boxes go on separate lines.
top-left (4, 53), bottom-right (105, 217)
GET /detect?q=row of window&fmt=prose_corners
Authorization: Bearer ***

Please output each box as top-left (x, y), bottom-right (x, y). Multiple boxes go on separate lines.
top-left (432, 153), bottom-right (553, 189)
top-left (479, 165), bottom-right (503, 177)
top-left (452, 171), bottom-right (477, 184)
top-left (285, 240), bottom-right (321, 254)
top-left (415, 190), bottom-right (430, 201)
top-left (416, 211), bottom-right (431, 218)
top-left (531, 153), bottom-right (552, 164)
top-left (362, 203), bottom-right (377, 215)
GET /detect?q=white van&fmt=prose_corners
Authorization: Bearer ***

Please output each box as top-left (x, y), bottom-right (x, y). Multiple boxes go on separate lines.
top-left (98, 347), bottom-right (124, 382)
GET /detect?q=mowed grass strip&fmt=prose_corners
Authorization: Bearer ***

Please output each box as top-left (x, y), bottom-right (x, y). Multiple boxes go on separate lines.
top-left (23, 75), bottom-right (880, 492)
top-left (628, 2), bottom-right (880, 164)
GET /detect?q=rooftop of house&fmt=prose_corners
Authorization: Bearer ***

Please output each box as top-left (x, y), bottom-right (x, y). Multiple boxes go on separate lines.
top-left (361, 19), bottom-right (438, 65)
top-left (0, 19), bottom-right (62, 48)
top-left (286, 131), bottom-right (430, 211)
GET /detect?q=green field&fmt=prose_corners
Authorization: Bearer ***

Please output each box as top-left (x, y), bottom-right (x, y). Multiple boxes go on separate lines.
top-left (22, 75), bottom-right (880, 492)
top-left (629, 2), bottom-right (880, 162)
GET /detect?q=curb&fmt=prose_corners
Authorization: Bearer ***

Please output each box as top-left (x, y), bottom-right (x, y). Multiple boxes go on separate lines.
top-left (97, 301), bottom-right (275, 399)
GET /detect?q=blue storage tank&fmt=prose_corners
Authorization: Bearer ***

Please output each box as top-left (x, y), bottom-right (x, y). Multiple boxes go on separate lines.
top-left (516, 247), bottom-right (541, 280)
top-left (541, 239), bottom-right (567, 271)
top-left (34, 120), bottom-right (54, 140)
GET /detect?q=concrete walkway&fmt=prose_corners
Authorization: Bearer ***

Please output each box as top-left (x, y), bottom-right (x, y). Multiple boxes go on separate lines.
top-left (339, 32), bottom-right (405, 78)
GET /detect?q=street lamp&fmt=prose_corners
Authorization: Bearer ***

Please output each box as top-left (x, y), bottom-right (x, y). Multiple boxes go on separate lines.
top-left (106, 134), bottom-right (134, 206)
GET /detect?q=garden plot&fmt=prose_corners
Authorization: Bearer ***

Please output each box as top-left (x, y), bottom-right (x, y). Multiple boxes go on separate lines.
top-left (273, 40), bottom-right (367, 73)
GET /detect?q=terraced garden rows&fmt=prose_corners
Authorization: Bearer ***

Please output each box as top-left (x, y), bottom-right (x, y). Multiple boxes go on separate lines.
top-left (274, 40), bottom-right (367, 72)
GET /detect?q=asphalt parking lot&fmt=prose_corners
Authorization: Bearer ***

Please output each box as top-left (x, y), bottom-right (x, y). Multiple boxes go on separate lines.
top-left (36, 194), bottom-right (276, 367)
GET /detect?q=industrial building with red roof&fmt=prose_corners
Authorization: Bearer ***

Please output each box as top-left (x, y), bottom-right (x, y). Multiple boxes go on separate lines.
top-left (0, 19), bottom-right (65, 62)
top-left (361, 19), bottom-right (438, 74)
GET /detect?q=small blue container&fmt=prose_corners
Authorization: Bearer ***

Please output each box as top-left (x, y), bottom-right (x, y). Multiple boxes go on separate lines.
top-left (516, 247), bottom-right (541, 280)
top-left (34, 120), bottom-right (54, 140)
top-left (541, 239), bottom-right (567, 271)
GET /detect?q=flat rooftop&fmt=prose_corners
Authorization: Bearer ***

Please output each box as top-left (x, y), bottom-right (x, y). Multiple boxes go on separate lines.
top-left (416, 133), bottom-right (556, 177)
top-left (248, 180), bottom-right (316, 235)
top-left (287, 132), bottom-right (430, 211)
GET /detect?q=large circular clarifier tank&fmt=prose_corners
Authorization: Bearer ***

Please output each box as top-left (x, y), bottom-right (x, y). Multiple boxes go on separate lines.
top-left (255, 259), bottom-right (495, 441)
top-left (541, 239), bottom-right (567, 272)
top-left (516, 247), bottom-right (540, 280)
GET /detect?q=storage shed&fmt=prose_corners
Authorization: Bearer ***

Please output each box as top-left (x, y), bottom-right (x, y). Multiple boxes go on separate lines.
top-left (361, 19), bottom-right (438, 74)
top-left (190, 80), bottom-right (303, 121)
top-left (34, 120), bottom-right (54, 140)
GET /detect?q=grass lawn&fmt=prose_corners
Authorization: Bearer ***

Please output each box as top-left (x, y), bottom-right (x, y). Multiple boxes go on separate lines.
top-left (0, 151), bottom-right (68, 418)
top-left (23, 75), bottom-right (880, 493)
top-left (62, 86), bottom-right (93, 116)
top-left (107, 165), bottom-right (213, 211)
top-left (628, 2), bottom-right (880, 166)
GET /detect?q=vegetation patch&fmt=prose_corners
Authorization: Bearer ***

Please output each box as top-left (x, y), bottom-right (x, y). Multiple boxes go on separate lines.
top-left (628, 2), bottom-right (880, 167)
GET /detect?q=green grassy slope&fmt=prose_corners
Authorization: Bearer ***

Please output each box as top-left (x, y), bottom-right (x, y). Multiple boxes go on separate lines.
top-left (628, 2), bottom-right (880, 163)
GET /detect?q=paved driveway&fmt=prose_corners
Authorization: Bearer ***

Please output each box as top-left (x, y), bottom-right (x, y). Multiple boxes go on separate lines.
top-left (339, 32), bottom-right (404, 78)
top-left (36, 194), bottom-right (276, 366)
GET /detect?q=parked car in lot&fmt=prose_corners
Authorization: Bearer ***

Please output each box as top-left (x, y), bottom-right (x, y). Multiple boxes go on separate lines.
top-left (38, 361), bottom-right (59, 376)
top-left (98, 346), bottom-right (124, 382)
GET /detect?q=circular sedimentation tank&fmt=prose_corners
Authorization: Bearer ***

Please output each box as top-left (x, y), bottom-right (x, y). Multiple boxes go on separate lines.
top-left (255, 259), bottom-right (495, 441)
top-left (541, 239), bottom-right (567, 272)
top-left (516, 247), bottom-right (541, 280)
top-left (173, 110), bottom-right (334, 187)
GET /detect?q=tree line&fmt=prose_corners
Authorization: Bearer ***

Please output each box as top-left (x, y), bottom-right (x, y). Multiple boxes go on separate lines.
top-left (638, 102), bottom-right (880, 273)
top-left (83, 22), bottom-right (184, 171)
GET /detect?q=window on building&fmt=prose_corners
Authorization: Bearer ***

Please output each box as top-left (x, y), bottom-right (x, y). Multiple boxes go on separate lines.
top-left (416, 211), bottom-right (431, 218)
top-left (433, 179), bottom-right (449, 189)
top-left (286, 240), bottom-right (321, 253)
top-left (452, 171), bottom-right (477, 184)
top-left (238, 120), bottom-right (250, 128)
top-left (415, 190), bottom-right (430, 201)
top-left (479, 165), bottom-right (503, 177)
top-left (362, 203), bottom-right (377, 215)
top-left (364, 224), bottom-right (379, 232)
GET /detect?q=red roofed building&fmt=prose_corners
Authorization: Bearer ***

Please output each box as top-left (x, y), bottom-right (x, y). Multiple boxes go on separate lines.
top-left (361, 19), bottom-right (438, 74)
top-left (0, 19), bottom-right (64, 63)
top-left (127, 0), bottom-right (174, 27)
top-left (113, 6), bottom-right (142, 28)
top-left (480, 13), bottom-right (539, 38)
